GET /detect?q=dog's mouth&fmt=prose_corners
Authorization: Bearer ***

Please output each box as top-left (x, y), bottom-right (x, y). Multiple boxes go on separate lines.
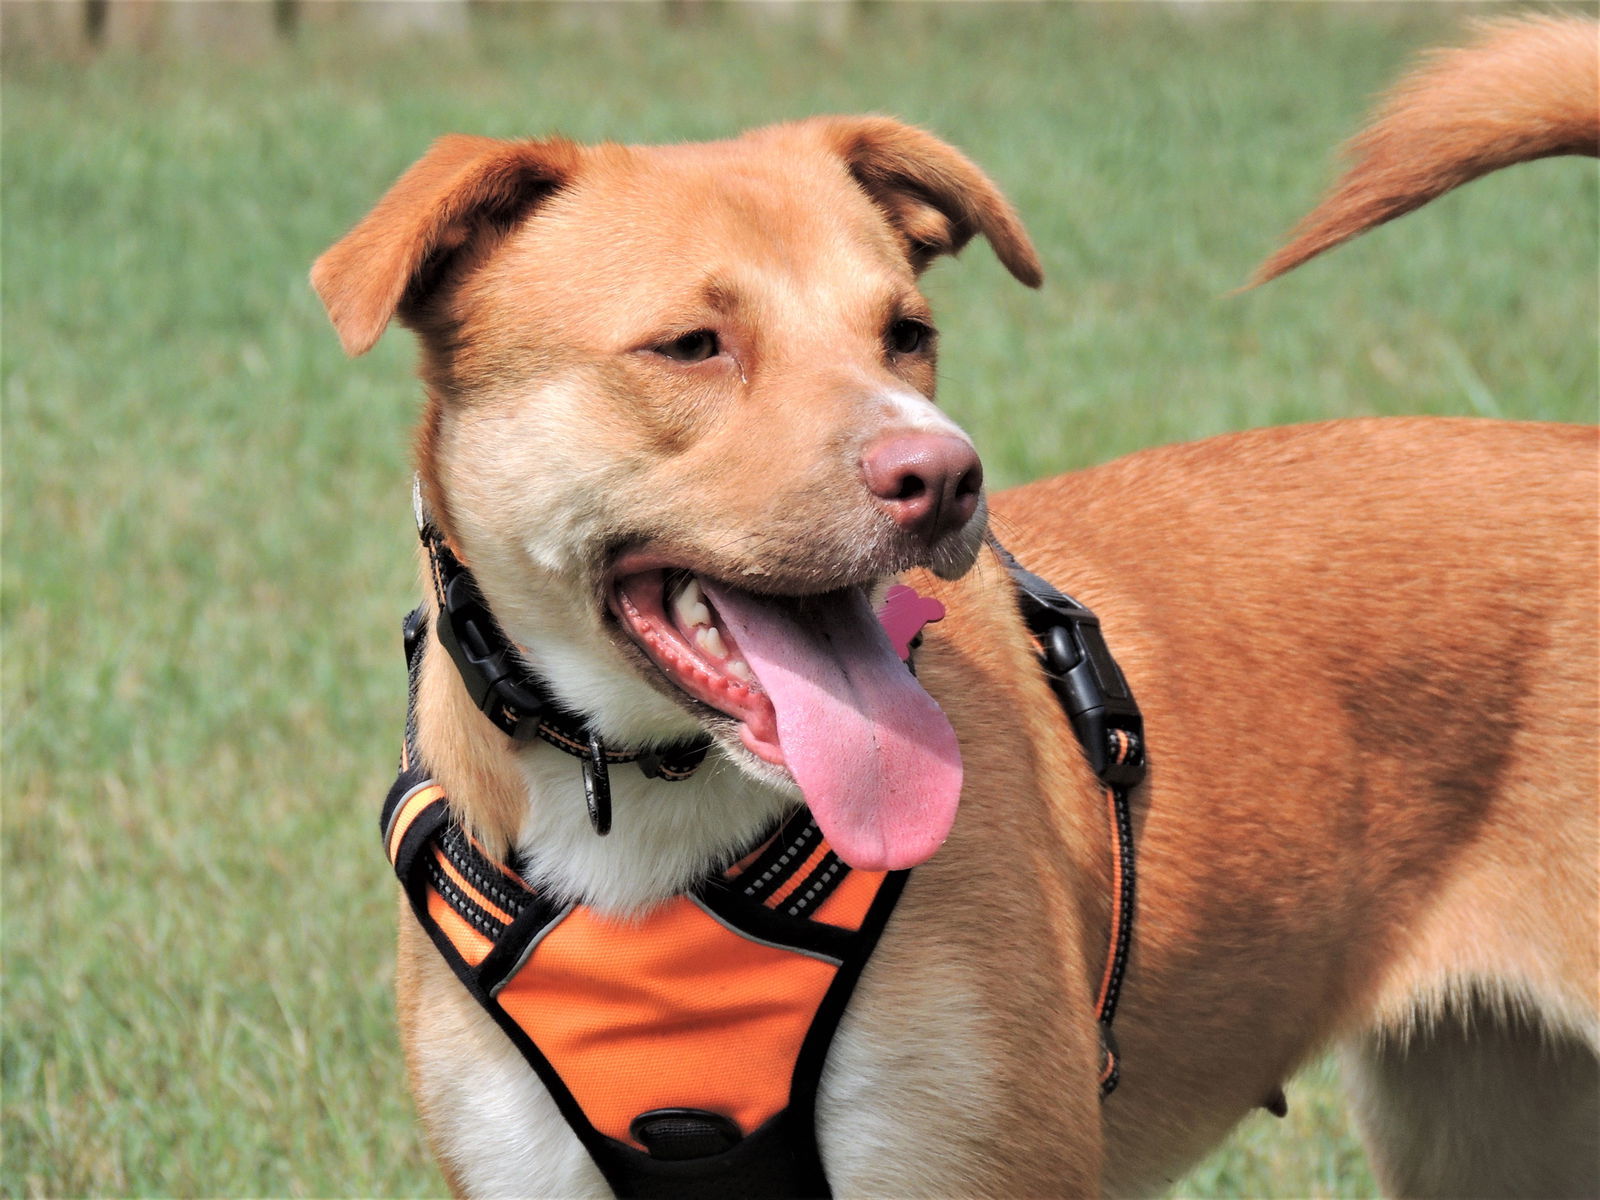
top-left (610, 567), bottom-right (963, 870)
top-left (611, 569), bottom-right (784, 763)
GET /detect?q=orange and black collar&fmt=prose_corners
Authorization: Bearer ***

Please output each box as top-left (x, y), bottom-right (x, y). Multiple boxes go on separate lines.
top-left (414, 487), bottom-right (708, 835)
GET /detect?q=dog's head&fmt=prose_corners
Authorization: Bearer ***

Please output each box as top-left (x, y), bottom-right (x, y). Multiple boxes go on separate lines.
top-left (313, 117), bottom-right (1040, 869)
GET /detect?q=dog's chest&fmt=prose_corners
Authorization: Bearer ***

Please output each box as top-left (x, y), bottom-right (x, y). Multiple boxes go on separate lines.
top-left (404, 899), bottom-right (998, 1197)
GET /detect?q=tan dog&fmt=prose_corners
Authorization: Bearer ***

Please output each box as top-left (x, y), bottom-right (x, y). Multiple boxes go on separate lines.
top-left (314, 16), bottom-right (1598, 1198)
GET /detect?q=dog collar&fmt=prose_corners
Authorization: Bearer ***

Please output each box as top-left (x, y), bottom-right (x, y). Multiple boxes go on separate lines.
top-left (413, 482), bottom-right (710, 833)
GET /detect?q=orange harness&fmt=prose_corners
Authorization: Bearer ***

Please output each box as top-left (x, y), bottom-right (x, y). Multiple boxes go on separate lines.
top-left (384, 540), bottom-right (1143, 1199)
top-left (386, 753), bottom-right (902, 1198)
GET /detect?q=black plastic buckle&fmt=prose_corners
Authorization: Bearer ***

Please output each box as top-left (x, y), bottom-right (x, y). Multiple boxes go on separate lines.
top-left (403, 605), bottom-right (427, 670)
top-left (1027, 595), bottom-right (1146, 791)
top-left (434, 570), bottom-right (547, 741)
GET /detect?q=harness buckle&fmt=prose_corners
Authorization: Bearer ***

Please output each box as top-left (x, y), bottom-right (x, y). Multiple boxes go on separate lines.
top-left (434, 571), bottom-right (546, 741)
top-left (403, 604), bottom-right (427, 668)
top-left (1027, 597), bottom-right (1146, 791)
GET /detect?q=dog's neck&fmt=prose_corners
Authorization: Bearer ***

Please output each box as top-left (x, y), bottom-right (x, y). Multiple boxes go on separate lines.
top-left (510, 743), bottom-right (795, 913)
top-left (413, 606), bottom-right (794, 915)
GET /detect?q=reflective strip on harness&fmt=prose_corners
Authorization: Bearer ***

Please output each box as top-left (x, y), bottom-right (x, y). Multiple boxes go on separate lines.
top-left (385, 781), bottom-right (445, 866)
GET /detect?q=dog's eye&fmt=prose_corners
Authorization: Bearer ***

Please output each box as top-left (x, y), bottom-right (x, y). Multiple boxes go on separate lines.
top-left (887, 318), bottom-right (935, 356)
top-left (655, 330), bottom-right (720, 363)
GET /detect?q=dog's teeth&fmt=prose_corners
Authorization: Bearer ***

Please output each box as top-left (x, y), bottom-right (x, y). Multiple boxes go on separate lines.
top-left (697, 625), bottom-right (728, 659)
top-left (727, 656), bottom-right (754, 683)
top-left (672, 576), bottom-right (712, 630)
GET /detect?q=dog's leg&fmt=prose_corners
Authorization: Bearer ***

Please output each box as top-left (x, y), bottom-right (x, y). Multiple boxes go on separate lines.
top-left (1341, 997), bottom-right (1600, 1199)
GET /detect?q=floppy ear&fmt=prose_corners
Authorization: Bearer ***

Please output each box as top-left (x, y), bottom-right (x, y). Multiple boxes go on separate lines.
top-left (814, 116), bottom-right (1044, 287)
top-left (310, 134), bottom-right (579, 356)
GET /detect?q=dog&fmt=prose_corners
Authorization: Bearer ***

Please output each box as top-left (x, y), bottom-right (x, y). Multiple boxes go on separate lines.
top-left (313, 15), bottom-right (1598, 1198)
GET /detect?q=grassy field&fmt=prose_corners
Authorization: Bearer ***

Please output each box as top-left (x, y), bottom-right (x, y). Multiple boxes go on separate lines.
top-left (3, 3), bottom-right (1595, 1196)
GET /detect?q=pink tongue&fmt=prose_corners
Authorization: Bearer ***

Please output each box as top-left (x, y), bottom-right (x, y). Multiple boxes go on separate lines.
top-left (699, 581), bottom-right (962, 871)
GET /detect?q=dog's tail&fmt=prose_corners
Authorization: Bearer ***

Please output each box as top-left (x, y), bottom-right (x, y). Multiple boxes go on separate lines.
top-left (1250, 14), bottom-right (1599, 286)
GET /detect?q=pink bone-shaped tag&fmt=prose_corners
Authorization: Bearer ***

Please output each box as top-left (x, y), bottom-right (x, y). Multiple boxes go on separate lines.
top-left (876, 584), bottom-right (947, 661)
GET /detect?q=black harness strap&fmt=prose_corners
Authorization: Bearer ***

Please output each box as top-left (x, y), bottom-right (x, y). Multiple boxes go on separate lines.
top-left (992, 536), bottom-right (1145, 1095)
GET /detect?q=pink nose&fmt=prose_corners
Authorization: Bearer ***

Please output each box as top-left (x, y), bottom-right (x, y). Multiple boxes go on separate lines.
top-left (861, 433), bottom-right (984, 542)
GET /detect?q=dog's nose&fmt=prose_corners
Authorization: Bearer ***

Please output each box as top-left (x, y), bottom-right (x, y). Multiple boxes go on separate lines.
top-left (861, 433), bottom-right (984, 541)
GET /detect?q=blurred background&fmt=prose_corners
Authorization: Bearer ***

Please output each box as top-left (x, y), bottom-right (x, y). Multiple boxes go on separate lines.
top-left (3, 2), bottom-right (1595, 1195)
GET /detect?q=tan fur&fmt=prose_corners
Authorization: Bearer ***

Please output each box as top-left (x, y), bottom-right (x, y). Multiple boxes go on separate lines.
top-left (315, 41), bottom-right (1598, 1199)
top-left (991, 420), bottom-right (1599, 1193)
top-left (1252, 14), bottom-right (1599, 285)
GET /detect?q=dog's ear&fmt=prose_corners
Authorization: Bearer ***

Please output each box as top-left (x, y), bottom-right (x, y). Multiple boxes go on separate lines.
top-left (815, 116), bottom-right (1043, 287)
top-left (311, 135), bottom-right (578, 356)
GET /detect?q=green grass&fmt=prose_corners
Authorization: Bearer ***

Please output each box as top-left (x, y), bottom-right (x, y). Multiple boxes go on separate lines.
top-left (3, 3), bottom-right (1594, 1196)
